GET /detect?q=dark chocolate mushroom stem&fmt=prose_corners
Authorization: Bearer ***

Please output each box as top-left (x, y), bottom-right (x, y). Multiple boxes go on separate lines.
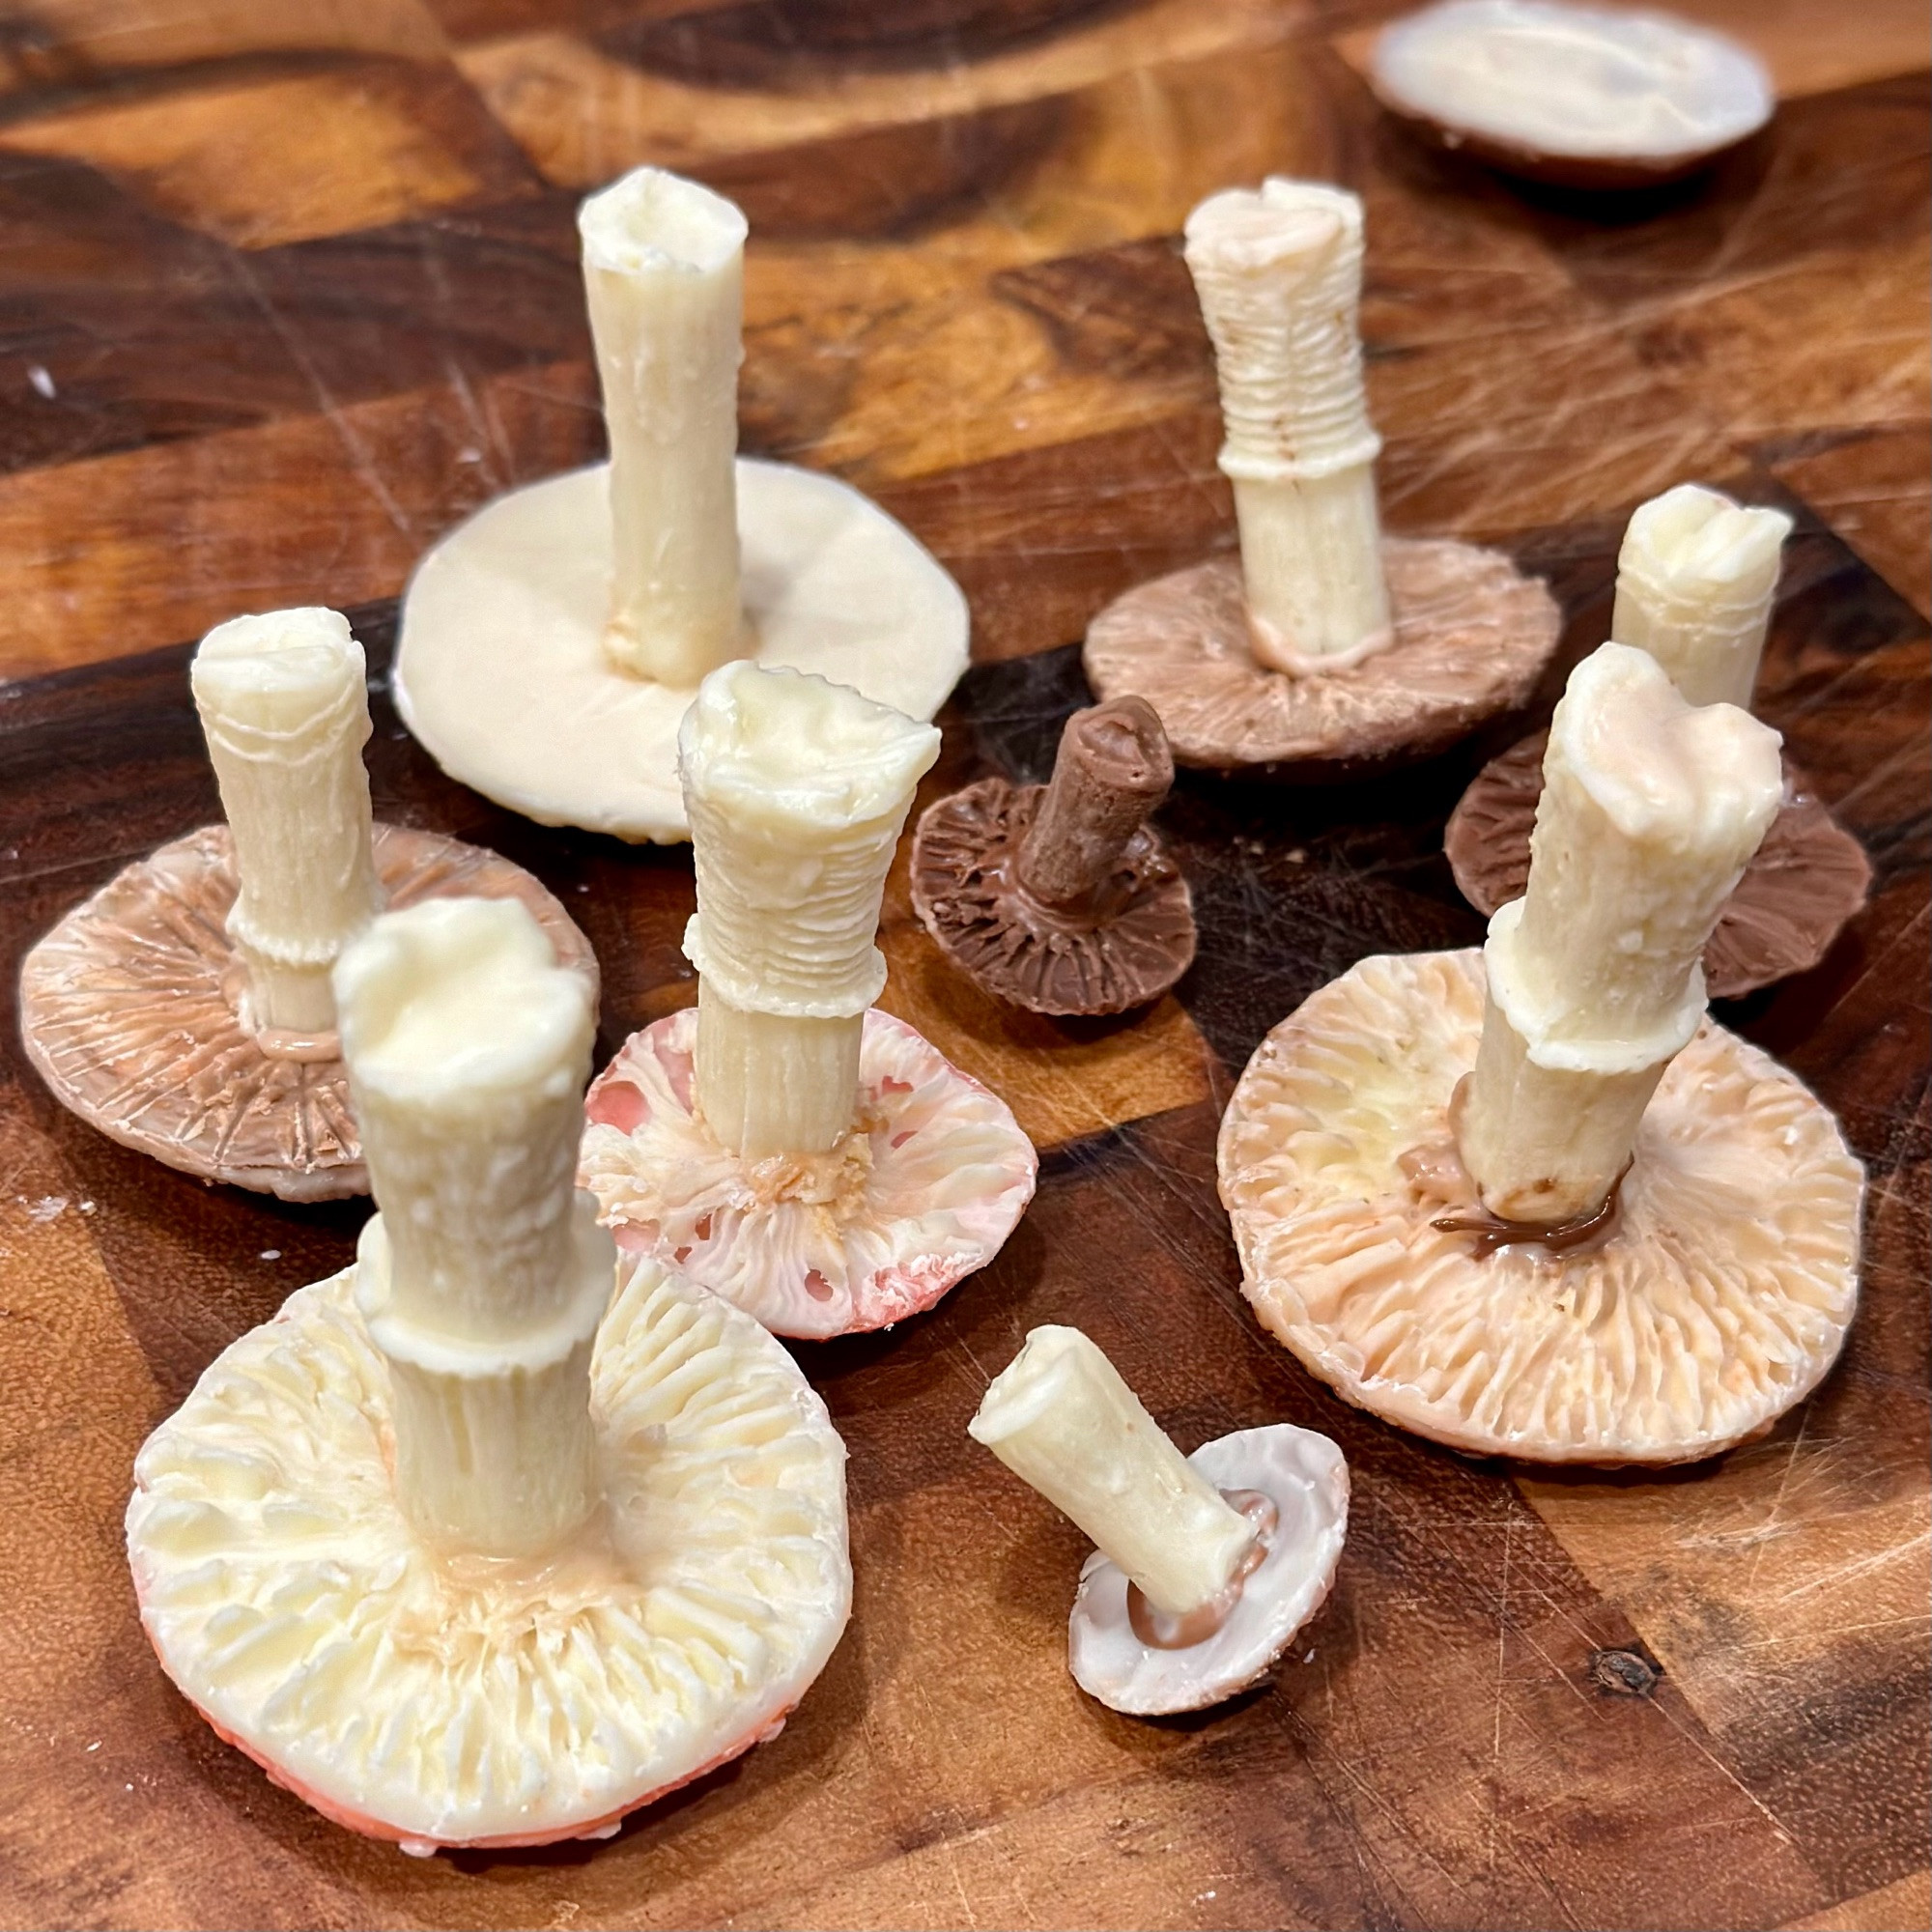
top-left (1016, 697), bottom-right (1174, 908)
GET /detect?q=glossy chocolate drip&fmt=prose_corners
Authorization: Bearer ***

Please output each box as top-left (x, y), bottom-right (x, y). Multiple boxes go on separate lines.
top-left (1018, 696), bottom-right (1174, 908)
top-left (1125, 1488), bottom-right (1278, 1651)
top-left (1433, 1163), bottom-right (1630, 1257)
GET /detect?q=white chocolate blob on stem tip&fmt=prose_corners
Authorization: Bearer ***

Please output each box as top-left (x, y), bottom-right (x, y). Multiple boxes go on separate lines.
top-left (581, 166), bottom-right (750, 690)
top-left (969, 1324), bottom-right (1256, 1619)
top-left (681, 663), bottom-right (939, 1159)
top-left (191, 607), bottom-right (381, 1037)
top-left (335, 896), bottom-right (611, 1555)
top-left (1183, 179), bottom-right (1390, 670)
top-left (1613, 482), bottom-right (1792, 710)
top-left (1459, 641), bottom-right (1783, 1222)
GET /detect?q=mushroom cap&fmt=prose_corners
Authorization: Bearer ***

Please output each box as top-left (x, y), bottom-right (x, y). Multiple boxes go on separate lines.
top-left (1083, 541), bottom-right (1559, 773)
top-left (1368, 0), bottom-right (1775, 191)
top-left (910, 778), bottom-right (1196, 1015)
top-left (17, 823), bottom-right (597, 1201)
top-left (1446, 737), bottom-right (1873, 998)
top-left (394, 458), bottom-right (968, 844)
top-left (1068, 1423), bottom-right (1348, 1716)
top-left (580, 1007), bottom-right (1037, 1340)
top-left (1218, 949), bottom-right (1863, 1465)
top-left (127, 1254), bottom-right (852, 1853)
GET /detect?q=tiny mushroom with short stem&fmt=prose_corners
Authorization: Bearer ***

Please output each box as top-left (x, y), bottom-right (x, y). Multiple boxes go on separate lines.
top-left (1083, 177), bottom-right (1559, 773)
top-left (968, 1325), bottom-right (1348, 1716)
top-left (911, 696), bottom-right (1197, 1016)
top-left (1220, 642), bottom-right (1865, 1465)
top-left (128, 895), bottom-right (852, 1855)
top-left (1447, 482), bottom-right (1872, 996)
top-left (395, 165), bottom-right (969, 843)
top-left (17, 608), bottom-right (594, 1199)
top-left (1368, 0), bottom-right (1776, 192)
top-left (580, 662), bottom-right (1037, 1339)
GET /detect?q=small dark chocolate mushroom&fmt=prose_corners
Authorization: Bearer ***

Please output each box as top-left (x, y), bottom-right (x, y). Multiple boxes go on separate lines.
top-left (1446, 735), bottom-right (1872, 999)
top-left (910, 696), bottom-right (1196, 1017)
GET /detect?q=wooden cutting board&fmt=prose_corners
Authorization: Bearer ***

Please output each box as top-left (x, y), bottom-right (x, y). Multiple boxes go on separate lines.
top-left (0, 3), bottom-right (1926, 1927)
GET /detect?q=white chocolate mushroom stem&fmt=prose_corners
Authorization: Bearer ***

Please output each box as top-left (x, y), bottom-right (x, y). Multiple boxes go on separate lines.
top-left (968, 1325), bottom-right (1256, 1620)
top-left (1612, 483), bottom-right (1792, 709)
top-left (190, 609), bottom-right (382, 1035)
top-left (680, 663), bottom-right (939, 1160)
top-left (335, 897), bottom-right (612, 1555)
top-left (581, 167), bottom-right (749, 689)
top-left (1459, 643), bottom-right (1783, 1222)
top-left (1183, 181), bottom-right (1391, 669)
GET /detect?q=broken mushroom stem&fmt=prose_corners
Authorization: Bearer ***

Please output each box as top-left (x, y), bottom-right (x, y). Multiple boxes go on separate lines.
top-left (336, 895), bottom-right (612, 1557)
top-left (581, 167), bottom-right (749, 689)
top-left (969, 1324), bottom-right (1263, 1629)
top-left (1456, 644), bottom-right (1784, 1225)
top-left (682, 663), bottom-right (940, 1161)
top-left (1612, 482), bottom-right (1793, 711)
top-left (190, 609), bottom-right (384, 1039)
top-left (1015, 697), bottom-right (1175, 909)
top-left (1182, 180), bottom-right (1391, 672)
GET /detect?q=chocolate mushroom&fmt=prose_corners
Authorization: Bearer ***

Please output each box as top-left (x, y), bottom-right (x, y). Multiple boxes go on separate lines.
top-left (1368, 0), bottom-right (1776, 193)
top-left (1221, 647), bottom-right (1864, 1465)
top-left (1082, 178), bottom-right (1560, 774)
top-left (18, 609), bottom-right (594, 1201)
top-left (911, 696), bottom-right (1196, 1016)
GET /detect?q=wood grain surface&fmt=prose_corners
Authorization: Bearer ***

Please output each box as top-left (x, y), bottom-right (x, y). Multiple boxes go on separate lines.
top-left (0, 3), bottom-right (1926, 1927)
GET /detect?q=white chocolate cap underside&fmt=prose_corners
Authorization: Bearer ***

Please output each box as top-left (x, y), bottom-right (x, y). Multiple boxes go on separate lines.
top-left (580, 1007), bottom-right (1037, 1339)
top-left (128, 1256), bottom-right (851, 1850)
top-left (1218, 950), bottom-right (1862, 1465)
top-left (1069, 1424), bottom-right (1348, 1715)
top-left (394, 458), bottom-right (969, 843)
top-left (1372, 0), bottom-right (1773, 165)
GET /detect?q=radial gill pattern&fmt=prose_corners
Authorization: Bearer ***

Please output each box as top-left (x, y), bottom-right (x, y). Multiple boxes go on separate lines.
top-left (581, 1007), bottom-right (1037, 1340)
top-left (19, 824), bottom-right (596, 1200)
top-left (1217, 949), bottom-right (1864, 1464)
top-left (127, 1257), bottom-right (852, 1851)
top-left (1083, 540), bottom-right (1559, 769)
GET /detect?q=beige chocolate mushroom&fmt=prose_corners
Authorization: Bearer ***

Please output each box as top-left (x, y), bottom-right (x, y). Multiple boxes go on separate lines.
top-left (970, 1326), bottom-right (1348, 1715)
top-left (395, 167), bottom-right (966, 843)
top-left (1221, 647), bottom-right (1863, 1464)
top-left (580, 663), bottom-right (1037, 1339)
top-left (1368, 0), bottom-right (1776, 191)
top-left (128, 898), bottom-right (851, 1853)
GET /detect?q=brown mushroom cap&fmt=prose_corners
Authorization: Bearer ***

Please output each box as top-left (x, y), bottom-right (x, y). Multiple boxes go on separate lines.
top-left (910, 698), bottom-right (1195, 1017)
top-left (1218, 948), bottom-right (1863, 1466)
top-left (1446, 736), bottom-right (1873, 998)
top-left (18, 824), bottom-right (598, 1201)
top-left (1083, 539), bottom-right (1559, 773)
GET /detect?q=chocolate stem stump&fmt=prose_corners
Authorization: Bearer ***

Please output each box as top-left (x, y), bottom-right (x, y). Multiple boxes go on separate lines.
top-left (911, 697), bottom-right (1197, 1017)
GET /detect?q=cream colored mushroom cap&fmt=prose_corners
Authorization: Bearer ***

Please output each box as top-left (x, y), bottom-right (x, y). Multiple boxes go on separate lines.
top-left (1217, 949), bottom-right (1863, 1465)
top-left (128, 1256), bottom-right (851, 1852)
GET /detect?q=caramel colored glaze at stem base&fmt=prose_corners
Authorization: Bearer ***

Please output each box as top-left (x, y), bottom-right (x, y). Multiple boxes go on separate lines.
top-left (18, 824), bottom-right (598, 1201)
top-left (1217, 949), bottom-right (1863, 1467)
top-left (1446, 737), bottom-right (1874, 998)
top-left (911, 780), bottom-right (1195, 1016)
top-left (1083, 540), bottom-right (1560, 773)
